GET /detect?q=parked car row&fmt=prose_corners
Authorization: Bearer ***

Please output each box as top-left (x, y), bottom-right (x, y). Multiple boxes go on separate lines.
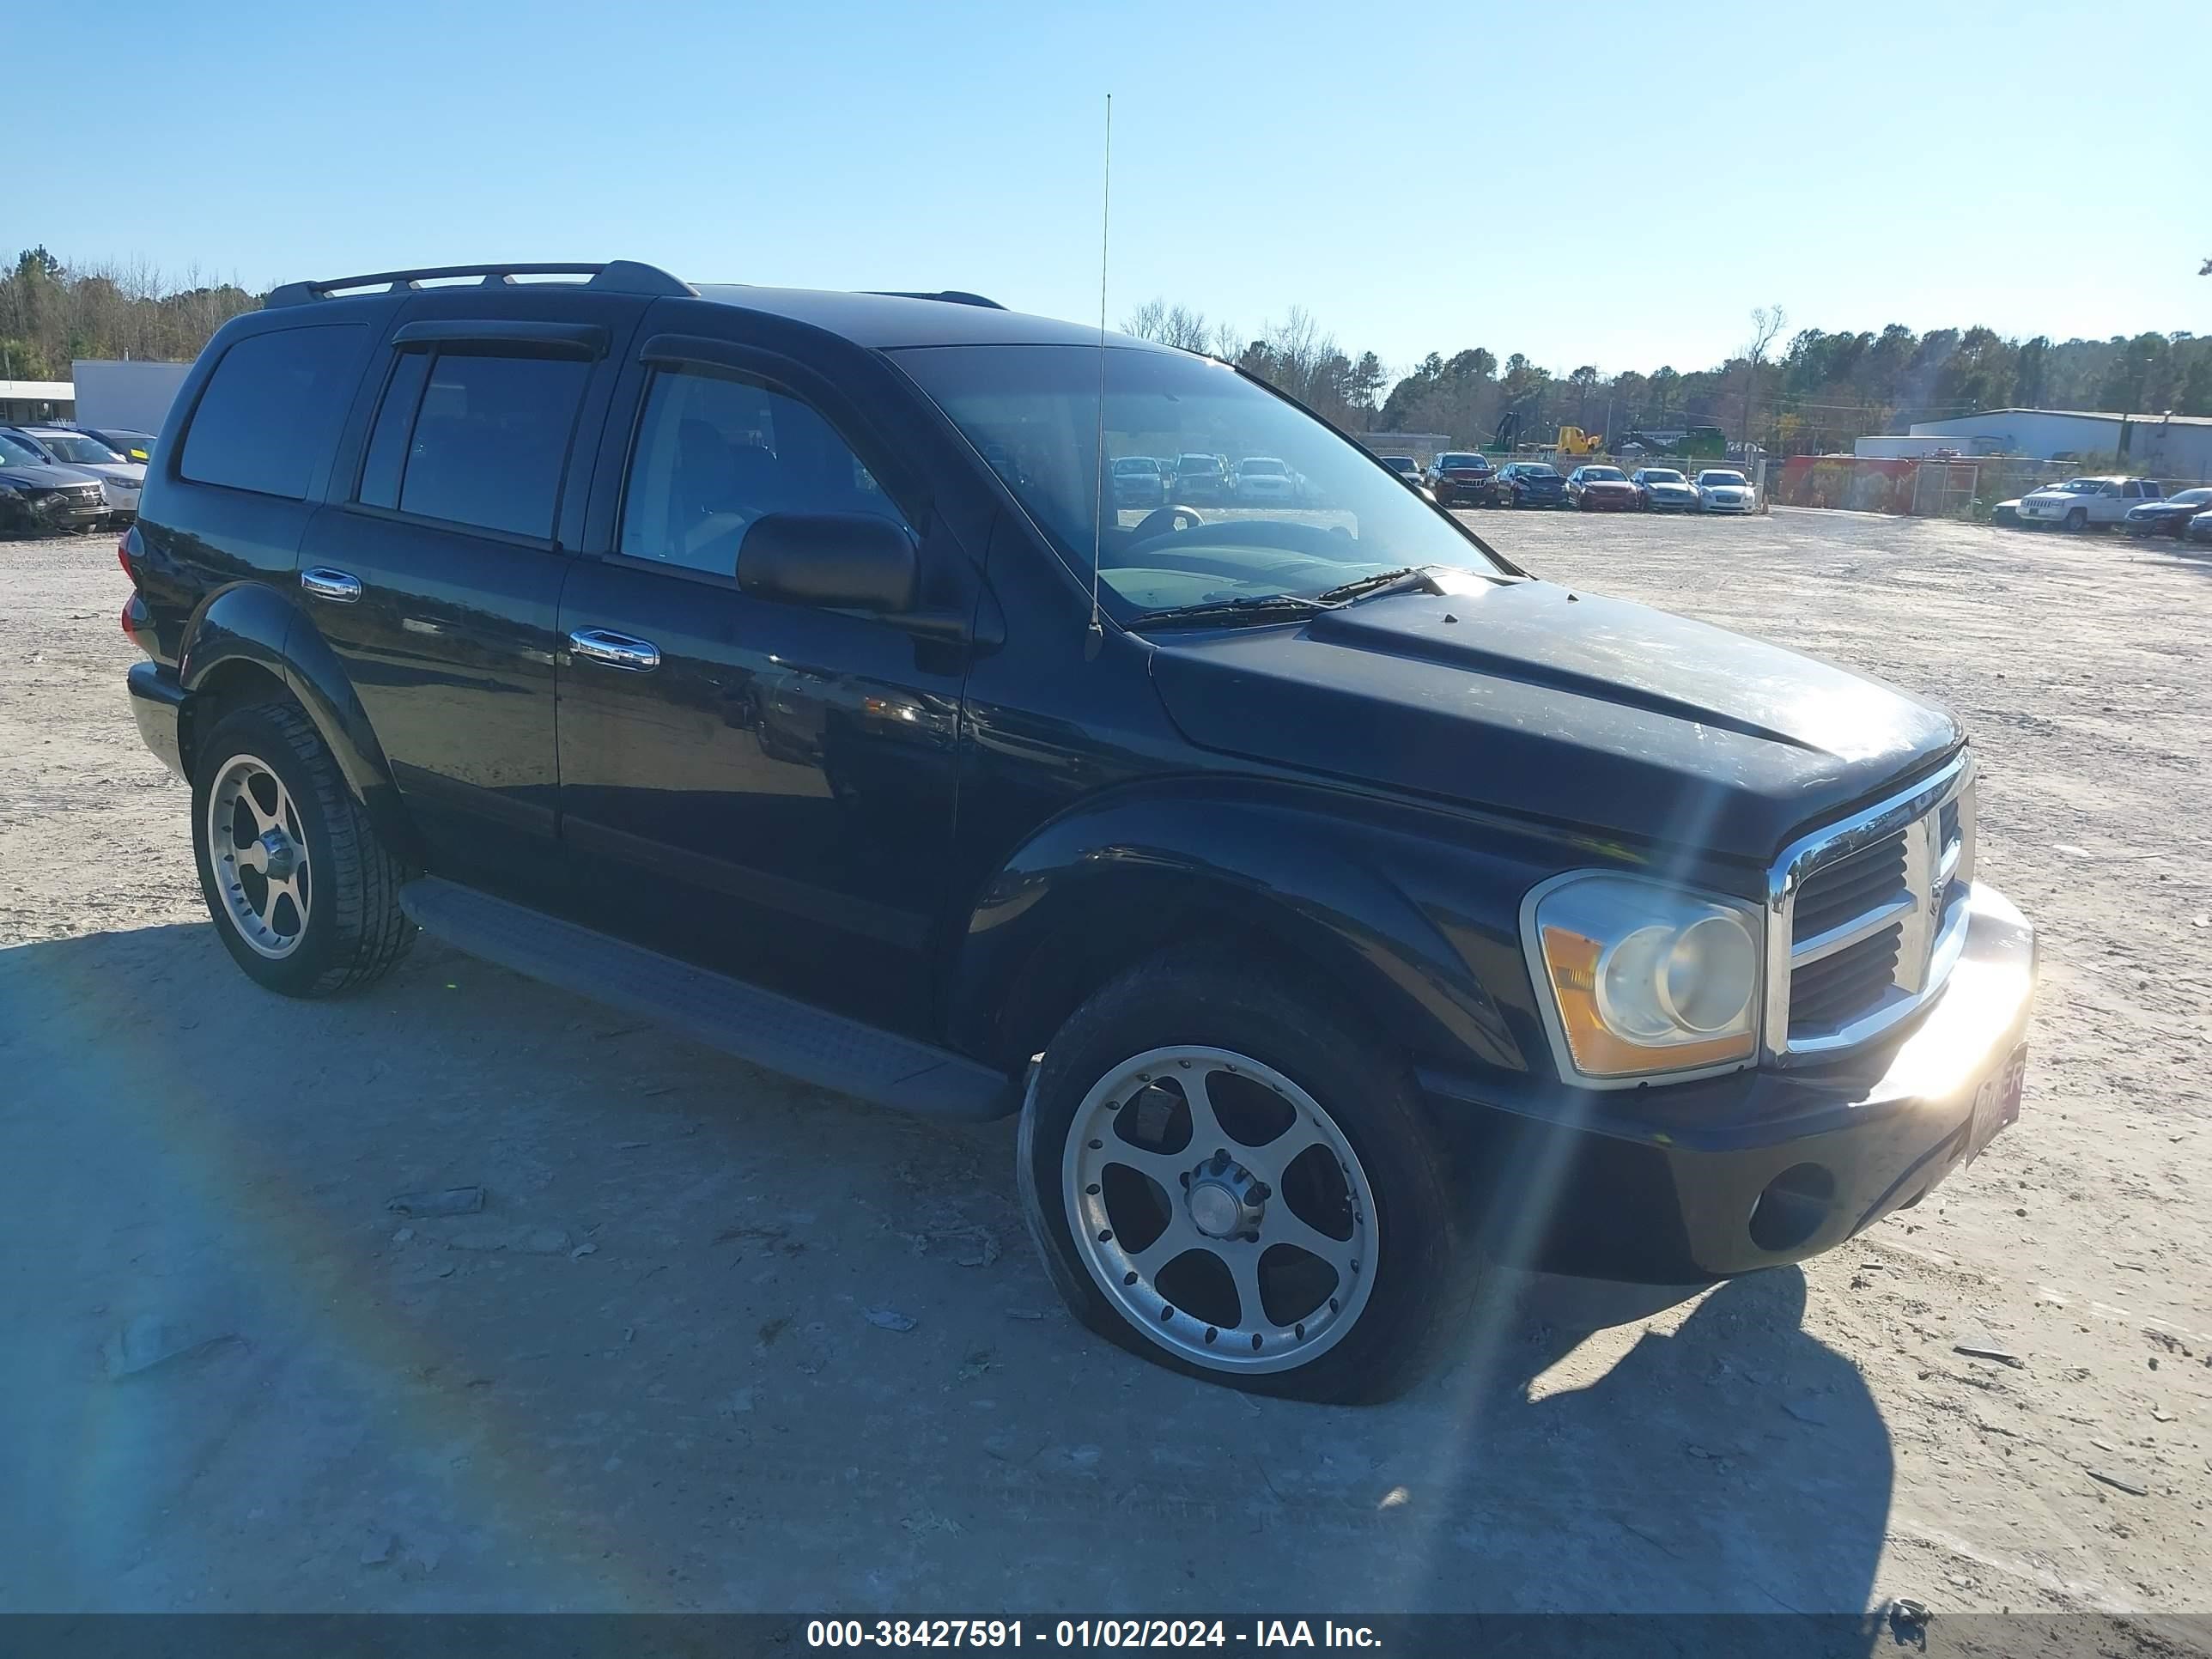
top-left (1381, 453), bottom-right (1758, 514)
top-left (0, 423), bottom-right (151, 535)
top-left (1992, 476), bottom-right (2212, 543)
top-left (1110, 453), bottom-right (1321, 509)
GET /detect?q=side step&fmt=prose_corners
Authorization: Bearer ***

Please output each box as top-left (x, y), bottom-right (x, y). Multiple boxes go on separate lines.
top-left (398, 878), bottom-right (1015, 1121)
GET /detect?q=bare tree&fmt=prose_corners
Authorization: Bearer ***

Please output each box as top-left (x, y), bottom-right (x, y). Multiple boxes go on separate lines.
top-left (1121, 298), bottom-right (1215, 353)
top-left (1122, 298), bottom-right (1168, 342)
top-left (1741, 303), bottom-right (1787, 449)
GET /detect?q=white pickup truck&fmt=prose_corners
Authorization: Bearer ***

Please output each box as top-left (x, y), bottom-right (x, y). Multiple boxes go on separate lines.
top-left (2014, 475), bottom-right (2162, 530)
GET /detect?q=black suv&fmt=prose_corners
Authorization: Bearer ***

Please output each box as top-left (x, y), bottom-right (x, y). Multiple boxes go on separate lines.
top-left (1422, 451), bottom-right (1499, 507)
top-left (121, 261), bottom-right (2036, 1401)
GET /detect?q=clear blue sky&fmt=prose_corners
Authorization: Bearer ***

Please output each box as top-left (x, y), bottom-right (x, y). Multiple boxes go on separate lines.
top-left (15, 0), bottom-right (2206, 379)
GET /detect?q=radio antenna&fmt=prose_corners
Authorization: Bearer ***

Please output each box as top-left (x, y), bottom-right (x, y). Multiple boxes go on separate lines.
top-left (1085, 93), bottom-right (1112, 661)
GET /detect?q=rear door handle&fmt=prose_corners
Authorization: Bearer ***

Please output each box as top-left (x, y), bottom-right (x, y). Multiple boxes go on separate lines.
top-left (568, 629), bottom-right (661, 672)
top-left (300, 568), bottom-right (362, 604)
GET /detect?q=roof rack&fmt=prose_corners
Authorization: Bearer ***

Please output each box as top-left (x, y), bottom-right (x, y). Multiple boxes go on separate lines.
top-left (265, 260), bottom-right (695, 308)
top-left (867, 290), bottom-right (1006, 310)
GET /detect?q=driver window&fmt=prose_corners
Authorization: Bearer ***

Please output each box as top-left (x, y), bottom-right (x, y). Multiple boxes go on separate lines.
top-left (619, 362), bottom-right (909, 574)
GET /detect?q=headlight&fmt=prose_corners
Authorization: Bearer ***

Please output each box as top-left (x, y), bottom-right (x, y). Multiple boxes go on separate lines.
top-left (1522, 874), bottom-right (1761, 1082)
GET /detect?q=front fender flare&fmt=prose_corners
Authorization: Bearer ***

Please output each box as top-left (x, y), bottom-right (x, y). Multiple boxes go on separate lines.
top-left (178, 582), bottom-right (419, 863)
top-left (949, 784), bottom-right (1540, 1079)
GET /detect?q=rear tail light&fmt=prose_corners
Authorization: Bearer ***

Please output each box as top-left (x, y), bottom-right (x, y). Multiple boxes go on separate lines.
top-left (118, 522), bottom-right (142, 579)
top-left (120, 592), bottom-right (155, 657)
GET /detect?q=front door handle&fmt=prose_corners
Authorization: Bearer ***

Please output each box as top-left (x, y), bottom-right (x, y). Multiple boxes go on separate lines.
top-left (568, 629), bottom-right (661, 672)
top-left (300, 568), bottom-right (362, 604)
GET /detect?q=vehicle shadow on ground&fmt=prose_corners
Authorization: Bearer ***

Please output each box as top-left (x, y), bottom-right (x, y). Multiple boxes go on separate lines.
top-left (0, 922), bottom-right (1892, 1620)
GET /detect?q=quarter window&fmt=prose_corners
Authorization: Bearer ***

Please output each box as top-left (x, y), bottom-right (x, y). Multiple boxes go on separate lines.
top-left (380, 350), bottom-right (590, 539)
top-left (179, 324), bottom-right (365, 500)
top-left (618, 362), bottom-right (908, 574)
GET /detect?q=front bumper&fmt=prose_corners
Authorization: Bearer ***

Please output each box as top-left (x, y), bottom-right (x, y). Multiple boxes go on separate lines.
top-left (32, 494), bottom-right (108, 532)
top-left (127, 659), bottom-right (187, 778)
top-left (1701, 497), bottom-right (1754, 513)
top-left (1424, 879), bottom-right (2036, 1283)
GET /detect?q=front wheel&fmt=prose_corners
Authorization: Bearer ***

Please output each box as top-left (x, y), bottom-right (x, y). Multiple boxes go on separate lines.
top-left (2063, 507), bottom-right (2087, 532)
top-left (191, 700), bottom-right (416, 996)
top-left (1018, 948), bottom-right (1473, 1401)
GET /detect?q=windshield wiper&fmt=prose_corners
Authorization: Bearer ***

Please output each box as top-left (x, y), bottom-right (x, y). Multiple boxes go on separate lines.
top-left (1134, 593), bottom-right (1331, 629)
top-left (1313, 565), bottom-right (1445, 605)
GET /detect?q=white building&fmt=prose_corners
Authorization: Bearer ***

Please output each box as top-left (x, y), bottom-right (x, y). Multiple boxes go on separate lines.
top-left (1905, 408), bottom-right (2212, 479)
top-left (0, 379), bottom-right (74, 424)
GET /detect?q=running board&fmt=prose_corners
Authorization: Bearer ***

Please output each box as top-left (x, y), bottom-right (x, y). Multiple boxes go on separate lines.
top-left (398, 877), bottom-right (1015, 1121)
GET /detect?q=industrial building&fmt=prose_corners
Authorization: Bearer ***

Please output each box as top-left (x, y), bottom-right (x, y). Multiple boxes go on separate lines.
top-left (1897, 408), bottom-right (2212, 479)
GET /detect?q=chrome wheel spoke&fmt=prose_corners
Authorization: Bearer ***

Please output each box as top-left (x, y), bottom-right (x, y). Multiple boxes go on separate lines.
top-left (1181, 1065), bottom-right (1231, 1151)
top-left (1097, 1143), bottom-right (1187, 1189)
top-left (1266, 1208), bottom-right (1357, 1277)
top-left (1131, 1216), bottom-right (1206, 1278)
top-left (1243, 1126), bottom-right (1329, 1189)
top-left (1226, 1247), bottom-right (1269, 1331)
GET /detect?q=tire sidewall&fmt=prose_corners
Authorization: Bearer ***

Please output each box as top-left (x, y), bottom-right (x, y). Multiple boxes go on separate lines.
top-left (1018, 959), bottom-right (1466, 1401)
top-left (191, 705), bottom-right (349, 994)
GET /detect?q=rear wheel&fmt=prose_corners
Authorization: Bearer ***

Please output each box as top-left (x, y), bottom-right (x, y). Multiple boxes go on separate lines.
top-left (191, 701), bottom-right (416, 996)
top-left (1018, 947), bottom-right (1473, 1401)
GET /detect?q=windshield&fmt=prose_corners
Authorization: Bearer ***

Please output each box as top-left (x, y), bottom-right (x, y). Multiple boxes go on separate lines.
top-left (1519, 464), bottom-right (1560, 478)
top-left (1439, 453), bottom-right (1486, 470)
top-left (1698, 471), bottom-right (1746, 486)
top-left (32, 433), bottom-right (124, 465)
top-left (2050, 478), bottom-right (2106, 493)
top-left (1238, 459), bottom-right (1288, 476)
top-left (0, 432), bottom-right (48, 466)
top-left (1581, 467), bottom-right (1626, 481)
top-left (1177, 454), bottom-right (1219, 471)
top-left (1112, 457), bottom-right (1158, 473)
top-left (1641, 470), bottom-right (1686, 483)
top-left (1382, 456), bottom-right (1416, 471)
top-left (897, 343), bottom-right (1508, 617)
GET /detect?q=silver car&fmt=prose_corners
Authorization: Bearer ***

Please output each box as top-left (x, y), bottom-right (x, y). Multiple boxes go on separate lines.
top-left (1694, 468), bottom-right (1756, 514)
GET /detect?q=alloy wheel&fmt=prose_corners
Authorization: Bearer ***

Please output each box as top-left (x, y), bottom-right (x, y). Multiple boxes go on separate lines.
top-left (205, 753), bottom-right (312, 958)
top-left (1062, 1045), bottom-right (1379, 1374)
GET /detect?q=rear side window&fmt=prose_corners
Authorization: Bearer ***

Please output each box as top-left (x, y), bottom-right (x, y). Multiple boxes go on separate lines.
top-left (179, 324), bottom-right (364, 499)
top-left (358, 349), bottom-right (589, 540)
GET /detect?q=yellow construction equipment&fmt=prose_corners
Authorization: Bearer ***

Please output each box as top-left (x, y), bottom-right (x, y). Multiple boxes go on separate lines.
top-left (1556, 425), bottom-right (1604, 456)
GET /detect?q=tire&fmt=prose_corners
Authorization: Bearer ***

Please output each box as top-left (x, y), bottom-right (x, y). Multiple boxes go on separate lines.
top-left (2063, 507), bottom-right (2087, 532)
top-left (1017, 945), bottom-right (1474, 1402)
top-left (191, 699), bottom-right (416, 997)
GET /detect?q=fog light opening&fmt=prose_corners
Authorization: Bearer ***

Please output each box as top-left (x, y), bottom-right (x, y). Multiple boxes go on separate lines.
top-left (1748, 1162), bottom-right (1837, 1255)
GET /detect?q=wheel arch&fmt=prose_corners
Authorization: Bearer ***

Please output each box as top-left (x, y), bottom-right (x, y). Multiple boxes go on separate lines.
top-left (948, 784), bottom-right (1538, 1084)
top-left (177, 581), bottom-right (422, 866)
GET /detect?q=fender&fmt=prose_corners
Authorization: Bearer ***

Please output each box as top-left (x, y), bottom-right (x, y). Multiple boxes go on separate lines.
top-left (177, 582), bottom-right (422, 863)
top-left (949, 777), bottom-right (1565, 1079)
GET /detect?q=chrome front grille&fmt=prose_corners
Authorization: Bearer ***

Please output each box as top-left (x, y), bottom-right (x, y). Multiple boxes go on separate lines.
top-left (1765, 754), bottom-right (1976, 1059)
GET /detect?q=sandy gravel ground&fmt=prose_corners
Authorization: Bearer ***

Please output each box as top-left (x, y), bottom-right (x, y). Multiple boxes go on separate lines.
top-left (0, 510), bottom-right (2206, 1636)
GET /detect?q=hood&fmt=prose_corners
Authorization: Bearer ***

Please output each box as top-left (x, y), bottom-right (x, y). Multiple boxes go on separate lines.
top-left (0, 463), bottom-right (102, 490)
top-left (1145, 573), bottom-right (1961, 861)
top-left (2021, 488), bottom-right (2083, 504)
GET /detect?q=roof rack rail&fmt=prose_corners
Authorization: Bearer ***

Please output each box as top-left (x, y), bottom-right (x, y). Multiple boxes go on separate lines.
top-left (265, 260), bottom-right (695, 308)
top-left (867, 289), bottom-right (1006, 310)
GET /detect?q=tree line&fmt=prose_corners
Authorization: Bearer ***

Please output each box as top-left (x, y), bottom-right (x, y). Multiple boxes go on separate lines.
top-left (1125, 295), bottom-right (2212, 455)
top-left (6, 246), bottom-right (2203, 460)
top-left (0, 247), bottom-right (258, 382)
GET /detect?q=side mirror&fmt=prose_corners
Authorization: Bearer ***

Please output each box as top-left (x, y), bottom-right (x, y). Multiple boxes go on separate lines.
top-left (737, 512), bottom-right (918, 614)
